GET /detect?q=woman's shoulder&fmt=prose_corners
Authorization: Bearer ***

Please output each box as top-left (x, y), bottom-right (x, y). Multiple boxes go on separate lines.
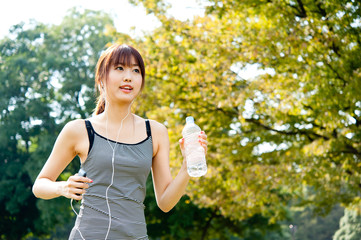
top-left (132, 115), bottom-right (167, 132)
top-left (61, 119), bottom-right (87, 138)
top-left (147, 118), bottom-right (168, 134)
top-left (64, 118), bottom-right (86, 129)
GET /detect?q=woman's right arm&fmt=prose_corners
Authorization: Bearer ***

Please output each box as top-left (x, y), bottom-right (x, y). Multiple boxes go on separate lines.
top-left (32, 119), bottom-right (92, 200)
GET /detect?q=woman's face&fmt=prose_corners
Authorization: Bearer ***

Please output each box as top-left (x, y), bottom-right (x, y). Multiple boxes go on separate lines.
top-left (105, 56), bottom-right (143, 104)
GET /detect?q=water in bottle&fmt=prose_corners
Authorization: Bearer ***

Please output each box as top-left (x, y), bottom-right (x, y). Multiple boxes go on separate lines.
top-left (182, 116), bottom-right (207, 177)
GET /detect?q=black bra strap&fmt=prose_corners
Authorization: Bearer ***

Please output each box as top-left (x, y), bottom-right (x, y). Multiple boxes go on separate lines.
top-left (145, 119), bottom-right (152, 137)
top-left (85, 120), bottom-right (94, 154)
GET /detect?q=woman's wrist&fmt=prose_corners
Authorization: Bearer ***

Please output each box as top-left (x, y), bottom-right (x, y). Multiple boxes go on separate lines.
top-left (180, 158), bottom-right (187, 171)
top-left (55, 181), bottom-right (66, 197)
top-left (180, 159), bottom-right (191, 179)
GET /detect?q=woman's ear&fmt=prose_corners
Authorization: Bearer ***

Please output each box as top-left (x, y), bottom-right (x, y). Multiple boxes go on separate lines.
top-left (98, 82), bottom-right (103, 92)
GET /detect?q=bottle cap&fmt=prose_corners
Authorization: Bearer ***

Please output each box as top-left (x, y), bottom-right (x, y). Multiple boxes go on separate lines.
top-left (186, 116), bottom-right (194, 123)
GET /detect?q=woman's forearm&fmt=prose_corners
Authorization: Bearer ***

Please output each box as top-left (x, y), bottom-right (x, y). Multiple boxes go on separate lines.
top-left (33, 174), bottom-right (91, 200)
top-left (32, 178), bottom-right (65, 200)
top-left (157, 165), bottom-right (190, 212)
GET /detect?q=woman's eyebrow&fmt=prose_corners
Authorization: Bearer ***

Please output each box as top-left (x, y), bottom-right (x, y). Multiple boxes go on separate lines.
top-left (115, 63), bottom-right (139, 66)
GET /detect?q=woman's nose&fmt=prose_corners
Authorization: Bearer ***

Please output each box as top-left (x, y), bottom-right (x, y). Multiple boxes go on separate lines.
top-left (123, 69), bottom-right (132, 82)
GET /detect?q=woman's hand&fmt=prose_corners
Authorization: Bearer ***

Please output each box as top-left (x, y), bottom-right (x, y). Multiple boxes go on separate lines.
top-left (198, 131), bottom-right (208, 154)
top-left (60, 174), bottom-right (93, 201)
top-left (179, 131), bottom-right (208, 159)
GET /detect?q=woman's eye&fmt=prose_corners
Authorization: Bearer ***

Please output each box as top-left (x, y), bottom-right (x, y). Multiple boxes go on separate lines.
top-left (116, 66), bottom-right (124, 70)
top-left (133, 69), bottom-right (140, 73)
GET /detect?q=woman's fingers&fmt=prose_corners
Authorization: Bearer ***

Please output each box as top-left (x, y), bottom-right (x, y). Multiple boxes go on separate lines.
top-left (71, 193), bottom-right (83, 201)
top-left (64, 175), bottom-right (93, 199)
top-left (73, 187), bottom-right (86, 195)
top-left (179, 131), bottom-right (208, 155)
top-left (199, 131), bottom-right (207, 139)
top-left (179, 138), bottom-right (185, 158)
top-left (71, 181), bottom-right (90, 190)
top-left (72, 174), bottom-right (93, 183)
top-left (198, 131), bottom-right (208, 154)
top-left (179, 137), bottom-right (185, 147)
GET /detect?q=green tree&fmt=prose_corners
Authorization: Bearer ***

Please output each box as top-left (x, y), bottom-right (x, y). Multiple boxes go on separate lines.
top-left (129, 0), bottom-right (361, 223)
top-left (0, 8), bottom-right (115, 239)
top-left (284, 205), bottom-right (344, 240)
top-left (40, 8), bottom-right (116, 120)
top-left (0, 22), bottom-right (55, 240)
top-left (333, 208), bottom-right (361, 240)
top-left (144, 176), bottom-right (285, 240)
top-left (3, 0), bottom-right (360, 238)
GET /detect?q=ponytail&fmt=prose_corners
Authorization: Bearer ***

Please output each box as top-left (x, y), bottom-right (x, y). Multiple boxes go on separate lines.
top-left (94, 95), bottom-right (106, 115)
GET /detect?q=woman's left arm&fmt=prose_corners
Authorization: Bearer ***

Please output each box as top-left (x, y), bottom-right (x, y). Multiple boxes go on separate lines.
top-left (150, 121), bottom-right (207, 212)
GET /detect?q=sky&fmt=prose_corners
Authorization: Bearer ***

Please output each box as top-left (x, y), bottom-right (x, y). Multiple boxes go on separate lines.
top-left (0, 0), bottom-right (205, 38)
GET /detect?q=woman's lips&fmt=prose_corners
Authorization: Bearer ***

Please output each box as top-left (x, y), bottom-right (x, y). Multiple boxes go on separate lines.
top-left (119, 85), bottom-right (133, 93)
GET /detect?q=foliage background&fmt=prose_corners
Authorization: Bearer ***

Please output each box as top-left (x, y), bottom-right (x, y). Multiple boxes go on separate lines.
top-left (0, 0), bottom-right (360, 239)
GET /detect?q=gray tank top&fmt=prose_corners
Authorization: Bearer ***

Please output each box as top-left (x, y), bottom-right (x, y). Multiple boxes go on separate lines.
top-left (69, 119), bottom-right (153, 240)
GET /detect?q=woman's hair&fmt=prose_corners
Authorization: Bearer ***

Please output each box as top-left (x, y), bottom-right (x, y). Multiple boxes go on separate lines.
top-left (94, 43), bottom-right (145, 115)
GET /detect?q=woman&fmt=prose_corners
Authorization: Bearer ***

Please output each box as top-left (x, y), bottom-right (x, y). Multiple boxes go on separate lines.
top-left (32, 43), bottom-right (208, 240)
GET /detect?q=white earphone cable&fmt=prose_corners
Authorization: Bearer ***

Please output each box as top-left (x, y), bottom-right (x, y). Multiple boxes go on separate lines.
top-left (104, 99), bottom-right (133, 240)
top-left (70, 198), bottom-right (86, 240)
top-left (70, 82), bottom-right (135, 240)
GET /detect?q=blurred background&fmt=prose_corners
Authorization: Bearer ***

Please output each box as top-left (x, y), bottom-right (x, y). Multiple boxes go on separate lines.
top-left (1, 0), bottom-right (360, 239)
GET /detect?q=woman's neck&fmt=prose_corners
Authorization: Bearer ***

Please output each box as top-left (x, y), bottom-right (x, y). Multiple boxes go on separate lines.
top-left (103, 102), bottom-right (133, 125)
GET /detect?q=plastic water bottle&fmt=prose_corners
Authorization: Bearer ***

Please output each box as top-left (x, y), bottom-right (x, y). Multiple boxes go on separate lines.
top-left (182, 116), bottom-right (207, 177)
